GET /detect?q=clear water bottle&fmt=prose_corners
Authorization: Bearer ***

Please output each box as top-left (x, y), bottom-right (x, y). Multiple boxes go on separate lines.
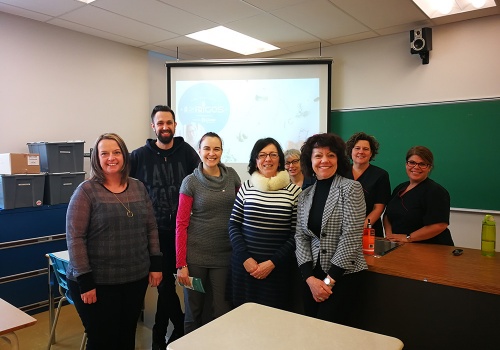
top-left (481, 215), bottom-right (496, 257)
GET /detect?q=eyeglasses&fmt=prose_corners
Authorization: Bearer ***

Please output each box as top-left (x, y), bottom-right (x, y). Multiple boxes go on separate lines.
top-left (257, 152), bottom-right (279, 160)
top-left (406, 160), bottom-right (430, 169)
top-left (285, 159), bottom-right (300, 166)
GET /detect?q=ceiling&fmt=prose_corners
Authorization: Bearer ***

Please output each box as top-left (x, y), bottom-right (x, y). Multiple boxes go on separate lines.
top-left (1, 0), bottom-right (499, 60)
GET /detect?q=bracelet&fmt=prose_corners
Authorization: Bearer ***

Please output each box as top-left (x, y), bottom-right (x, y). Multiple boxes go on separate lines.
top-left (179, 265), bottom-right (188, 269)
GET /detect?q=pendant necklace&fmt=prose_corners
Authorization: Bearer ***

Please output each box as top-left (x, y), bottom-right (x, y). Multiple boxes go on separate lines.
top-left (113, 191), bottom-right (134, 218)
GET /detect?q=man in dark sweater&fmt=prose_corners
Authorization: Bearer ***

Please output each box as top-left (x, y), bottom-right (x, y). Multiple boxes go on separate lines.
top-left (130, 105), bottom-right (200, 350)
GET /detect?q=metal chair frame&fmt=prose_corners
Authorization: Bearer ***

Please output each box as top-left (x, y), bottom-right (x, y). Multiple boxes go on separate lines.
top-left (47, 253), bottom-right (87, 350)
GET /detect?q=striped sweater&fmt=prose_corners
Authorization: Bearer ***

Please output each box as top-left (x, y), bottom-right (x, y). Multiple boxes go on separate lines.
top-left (229, 171), bottom-right (302, 267)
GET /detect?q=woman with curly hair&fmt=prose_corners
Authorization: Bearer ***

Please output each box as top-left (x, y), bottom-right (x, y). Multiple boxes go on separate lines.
top-left (295, 133), bottom-right (367, 326)
top-left (345, 132), bottom-right (391, 237)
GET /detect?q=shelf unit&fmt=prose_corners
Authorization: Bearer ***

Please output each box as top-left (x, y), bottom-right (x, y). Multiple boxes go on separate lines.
top-left (0, 204), bottom-right (68, 314)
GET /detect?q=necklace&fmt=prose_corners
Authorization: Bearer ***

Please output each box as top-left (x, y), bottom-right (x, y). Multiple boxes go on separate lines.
top-left (112, 191), bottom-right (134, 218)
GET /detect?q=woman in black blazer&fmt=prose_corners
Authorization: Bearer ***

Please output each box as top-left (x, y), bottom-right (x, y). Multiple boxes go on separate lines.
top-left (295, 133), bottom-right (367, 326)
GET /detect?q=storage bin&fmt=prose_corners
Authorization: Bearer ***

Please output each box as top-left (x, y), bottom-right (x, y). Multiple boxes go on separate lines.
top-left (27, 141), bottom-right (85, 173)
top-left (44, 172), bottom-right (85, 205)
top-left (0, 174), bottom-right (45, 209)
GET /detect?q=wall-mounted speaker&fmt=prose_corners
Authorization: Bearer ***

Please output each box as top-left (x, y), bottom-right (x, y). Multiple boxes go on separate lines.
top-left (410, 28), bottom-right (432, 53)
top-left (410, 27), bottom-right (432, 64)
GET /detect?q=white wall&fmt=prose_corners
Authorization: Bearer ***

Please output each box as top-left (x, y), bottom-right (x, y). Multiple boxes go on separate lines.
top-left (281, 15), bottom-right (500, 250)
top-left (300, 15), bottom-right (500, 110)
top-left (0, 11), bottom-right (155, 176)
top-left (1, 11), bottom-right (498, 250)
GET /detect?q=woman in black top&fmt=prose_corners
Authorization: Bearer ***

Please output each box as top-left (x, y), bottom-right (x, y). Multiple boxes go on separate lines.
top-left (383, 146), bottom-right (454, 246)
top-left (346, 132), bottom-right (391, 237)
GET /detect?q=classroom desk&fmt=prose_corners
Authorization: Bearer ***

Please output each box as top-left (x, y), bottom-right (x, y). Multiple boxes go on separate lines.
top-left (0, 298), bottom-right (37, 350)
top-left (359, 243), bottom-right (500, 350)
top-left (167, 302), bottom-right (404, 350)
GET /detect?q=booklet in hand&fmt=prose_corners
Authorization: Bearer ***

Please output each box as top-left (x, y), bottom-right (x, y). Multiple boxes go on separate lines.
top-left (174, 274), bottom-right (205, 293)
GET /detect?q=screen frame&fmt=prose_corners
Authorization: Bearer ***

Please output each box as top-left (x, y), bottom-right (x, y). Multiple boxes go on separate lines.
top-left (166, 57), bottom-right (332, 131)
top-left (165, 58), bottom-right (333, 180)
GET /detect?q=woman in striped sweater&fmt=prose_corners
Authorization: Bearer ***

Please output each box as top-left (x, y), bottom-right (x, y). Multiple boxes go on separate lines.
top-left (228, 137), bottom-right (302, 310)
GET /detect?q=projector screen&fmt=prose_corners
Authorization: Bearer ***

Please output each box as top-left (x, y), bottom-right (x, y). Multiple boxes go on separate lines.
top-left (166, 59), bottom-right (332, 179)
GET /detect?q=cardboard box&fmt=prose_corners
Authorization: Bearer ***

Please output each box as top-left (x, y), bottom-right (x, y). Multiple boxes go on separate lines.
top-left (0, 153), bottom-right (41, 174)
top-left (27, 141), bottom-right (85, 173)
top-left (0, 174), bottom-right (45, 209)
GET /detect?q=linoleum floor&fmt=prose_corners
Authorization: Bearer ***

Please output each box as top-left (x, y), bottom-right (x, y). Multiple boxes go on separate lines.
top-left (0, 305), bottom-right (154, 350)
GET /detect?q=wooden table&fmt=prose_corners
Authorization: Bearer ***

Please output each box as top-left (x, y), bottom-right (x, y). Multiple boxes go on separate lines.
top-left (167, 302), bottom-right (404, 350)
top-left (359, 243), bottom-right (500, 350)
top-left (366, 242), bottom-right (500, 294)
top-left (0, 298), bottom-right (37, 350)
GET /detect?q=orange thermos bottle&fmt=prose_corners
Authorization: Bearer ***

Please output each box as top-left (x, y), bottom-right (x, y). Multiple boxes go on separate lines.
top-left (363, 219), bottom-right (375, 255)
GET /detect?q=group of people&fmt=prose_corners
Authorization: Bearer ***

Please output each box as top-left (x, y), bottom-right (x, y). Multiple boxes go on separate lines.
top-left (65, 106), bottom-right (454, 350)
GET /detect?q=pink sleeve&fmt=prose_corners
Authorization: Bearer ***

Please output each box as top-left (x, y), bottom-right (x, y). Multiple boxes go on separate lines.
top-left (176, 193), bottom-right (193, 268)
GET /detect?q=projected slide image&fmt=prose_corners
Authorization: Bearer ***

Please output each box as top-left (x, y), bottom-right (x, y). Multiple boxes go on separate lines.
top-left (175, 79), bottom-right (320, 163)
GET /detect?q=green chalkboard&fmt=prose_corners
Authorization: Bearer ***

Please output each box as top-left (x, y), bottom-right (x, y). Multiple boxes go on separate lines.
top-left (330, 99), bottom-right (500, 212)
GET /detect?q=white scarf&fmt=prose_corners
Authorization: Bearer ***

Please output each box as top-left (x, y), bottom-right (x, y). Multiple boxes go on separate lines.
top-left (250, 170), bottom-right (290, 191)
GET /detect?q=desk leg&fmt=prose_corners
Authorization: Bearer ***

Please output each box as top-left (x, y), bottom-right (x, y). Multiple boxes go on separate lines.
top-left (47, 257), bottom-right (55, 345)
top-left (1, 332), bottom-right (20, 350)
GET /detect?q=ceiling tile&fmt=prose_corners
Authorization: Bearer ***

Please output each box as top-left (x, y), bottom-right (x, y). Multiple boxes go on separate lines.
top-left (430, 6), bottom-right (500, 26)
top-left (326, 31), bottom-right (379, 45)
top-left (49, 18), bottom-right (148, 47)
top-left (243, 0), bottom-right (310, 12)
top-left (329, 0), bottom-right (428, 29)
top-left (92, 0), bottom-right (217, 34)
top-left (226, 13), bottom-right (321, 49)
top-left (271, 0), bottom-right (370, 39)
top-left (0, 0), bottom-right (84, 16)
top-left (54, 5), bottom-right (178, 43)
top-left (375, 20), bottom-right (433, 37)
top-left (158, 0), bottom-right (262, 23)
top-left (0, 3), bottom-right (52, 21)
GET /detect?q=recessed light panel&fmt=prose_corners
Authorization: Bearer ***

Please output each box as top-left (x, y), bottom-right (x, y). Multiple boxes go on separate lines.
top-left (413, 0), bottom-right (496, 18)
top-left (186, 26), bottom-right (279, 55)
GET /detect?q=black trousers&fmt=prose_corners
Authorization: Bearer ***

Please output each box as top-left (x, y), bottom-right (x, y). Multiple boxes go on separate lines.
top-left (303, 267), bottom-right (367, 327)
top-left (152, 229), bottom-right (184, 343)
top-left (68, 276), bottom-right (148, 350)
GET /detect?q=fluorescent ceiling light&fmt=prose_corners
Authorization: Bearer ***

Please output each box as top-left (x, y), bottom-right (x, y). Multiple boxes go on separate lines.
top-left (186, 26), bottom-right (279, 56)
top-left (413, 0), bottom-right (496, 18)
top-left (76, 0), bottom-right (96, 3)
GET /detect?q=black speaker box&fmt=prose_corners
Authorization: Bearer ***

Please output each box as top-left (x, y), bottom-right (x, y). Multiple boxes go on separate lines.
top-left (410, 27), bottom-right (432, 54)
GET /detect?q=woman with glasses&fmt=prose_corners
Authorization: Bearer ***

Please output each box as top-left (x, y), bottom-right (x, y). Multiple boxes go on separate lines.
top-left (228, 137), bottom-right (302, 310)
top-left (383, 146), bottom-right (454, 245)
top-left (295, 133), bottom-right (367, 326)
top-left (284, 149), bottom-right (315, 190)
top-left (345, 132), bottom-right (391, 237)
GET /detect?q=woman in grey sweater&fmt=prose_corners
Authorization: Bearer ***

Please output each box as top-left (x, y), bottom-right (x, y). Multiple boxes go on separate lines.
top-left (175, 132), bottom-right (241, 334)
top-left (66, 133), bottom-right (162, 350)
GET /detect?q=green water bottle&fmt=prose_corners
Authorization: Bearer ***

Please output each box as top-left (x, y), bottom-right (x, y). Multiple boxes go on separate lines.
top-left (481, 215), bottom-right (496, 257)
